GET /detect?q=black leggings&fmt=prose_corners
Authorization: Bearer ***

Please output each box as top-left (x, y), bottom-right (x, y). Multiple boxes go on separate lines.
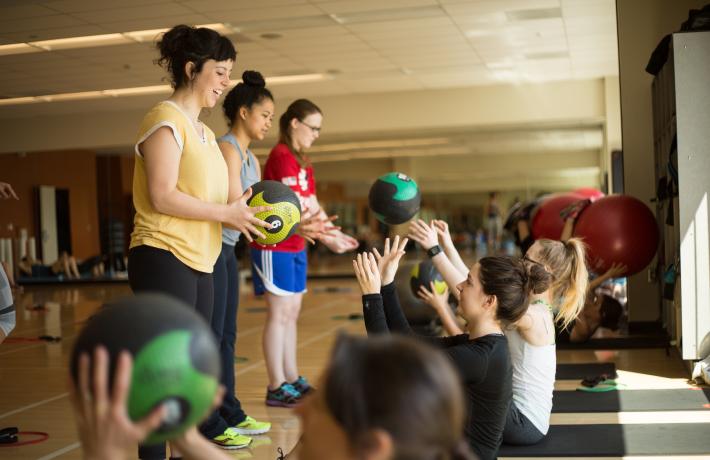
top-left (128, 245), bottom-right (214, 322)
top-left (128, 245), bottom-right (215, 460)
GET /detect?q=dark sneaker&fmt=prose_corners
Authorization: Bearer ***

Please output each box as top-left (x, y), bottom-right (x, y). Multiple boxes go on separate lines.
top-left (265, 383), bottom-right (301, 408)
top-left (290, 376), bottom-right (314, 396)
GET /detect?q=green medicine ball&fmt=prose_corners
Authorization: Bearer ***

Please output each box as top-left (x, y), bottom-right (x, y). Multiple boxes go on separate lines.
top-left (70, 293), bottom-right (220, 445)
top-left (248, 180), bottom-right (302, 245)
top-left (368, 172), bottom-right (421, 225)
top-left (410, 259), bottom-right (447, 297)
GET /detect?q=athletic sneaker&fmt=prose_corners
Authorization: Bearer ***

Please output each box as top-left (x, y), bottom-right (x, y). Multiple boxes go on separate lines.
top-left (211, 427), bottom-right (252, 450)
top-left (265, 383), bottom-right (301, 408)
top-left (290, 376), bottom-right (314, 396)
top-left (232, 415), bottom-right (272, 435)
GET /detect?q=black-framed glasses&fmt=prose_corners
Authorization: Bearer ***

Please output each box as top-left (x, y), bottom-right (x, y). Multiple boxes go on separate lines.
top-left (299, 120), bottom-right (321, 134)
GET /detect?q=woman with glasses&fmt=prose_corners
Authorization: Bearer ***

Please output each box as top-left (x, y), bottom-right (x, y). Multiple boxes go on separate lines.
top-left (251, 99), bottom-right (359, 407)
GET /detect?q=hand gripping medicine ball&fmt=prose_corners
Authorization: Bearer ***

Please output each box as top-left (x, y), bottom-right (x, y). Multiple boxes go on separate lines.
top-left (410, 259), bottom-right (447, 297)
top-left (368, 172), bottom-right (421, 225)
top-left (247, 180), bottom-right (302, 245)
top-left (70, 293), bottom-right (220, 445)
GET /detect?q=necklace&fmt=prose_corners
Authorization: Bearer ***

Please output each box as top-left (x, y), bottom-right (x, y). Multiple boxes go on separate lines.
top-left (532, 299), bottom-right (552, 310)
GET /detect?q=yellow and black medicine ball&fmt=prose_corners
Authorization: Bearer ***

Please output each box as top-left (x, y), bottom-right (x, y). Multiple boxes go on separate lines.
top-left (248, 180), bottom-right (302, 245)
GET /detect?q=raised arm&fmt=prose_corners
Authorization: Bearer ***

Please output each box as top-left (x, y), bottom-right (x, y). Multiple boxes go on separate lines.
top-left (354, 252), bottom-right (390, 335)
top-left (432, 220), bottom-right (468, 277)
top-left (408, 219), bottom-right (467, 300)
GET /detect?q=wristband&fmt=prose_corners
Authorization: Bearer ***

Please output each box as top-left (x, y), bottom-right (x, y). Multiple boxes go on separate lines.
top-left (427, 245), bottom-right (442, 258)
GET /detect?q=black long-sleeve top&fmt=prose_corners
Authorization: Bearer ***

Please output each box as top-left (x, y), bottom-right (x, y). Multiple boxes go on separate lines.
top-left (362, 283), bottom-right (513, 460)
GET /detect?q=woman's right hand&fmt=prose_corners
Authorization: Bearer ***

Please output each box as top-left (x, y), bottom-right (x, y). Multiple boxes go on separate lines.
top-left (224, 187), bottom-right (273, 242)
top-left (372, 236), bottom-right (408, 285)
top-left (407, 219), bottom-right (438, 251)
top-left (432, 219), bottom-right (454, 249)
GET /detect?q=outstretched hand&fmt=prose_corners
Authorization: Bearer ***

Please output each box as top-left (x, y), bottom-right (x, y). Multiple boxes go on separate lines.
top-left (432, 219), bottom-right (453, 249)
top-left (297, 207), bottom-right (340, 245)
top-left (407, 219), bottom-right (438, 250)
top-left (371, 236), bottom-right (408, 285)
top-left (353, 252), bottom-right (381, 295)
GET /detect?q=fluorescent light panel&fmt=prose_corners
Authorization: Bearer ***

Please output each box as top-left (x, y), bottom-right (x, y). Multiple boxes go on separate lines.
top-left (0, 23), bottom-right (235, 56)
top-left (0, 74), bottom-right (328, 106)
top-left (308, 138), bottom-right (450, 153)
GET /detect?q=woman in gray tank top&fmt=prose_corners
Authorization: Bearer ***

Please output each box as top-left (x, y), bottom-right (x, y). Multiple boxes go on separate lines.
top-left (207, 71), bottom-right (274, 443)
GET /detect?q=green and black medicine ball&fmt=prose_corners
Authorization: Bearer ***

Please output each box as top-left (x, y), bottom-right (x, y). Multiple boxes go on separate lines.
top-left (70, 293), bottom-right (220, 445)
top-left (247, 180), bottom-right (302, 245)
top-left (368, 172), bottom-right (421, 225)
top-left (410, 259), bottom-right (447, 297)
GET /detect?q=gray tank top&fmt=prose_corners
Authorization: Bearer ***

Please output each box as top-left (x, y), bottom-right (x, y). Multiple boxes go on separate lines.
top-left (217, 132), bottom-right (261, 246)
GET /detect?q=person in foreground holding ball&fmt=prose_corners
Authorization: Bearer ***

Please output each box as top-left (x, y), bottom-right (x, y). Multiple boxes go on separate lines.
top-left (71, 335), bottom-right (476, 460)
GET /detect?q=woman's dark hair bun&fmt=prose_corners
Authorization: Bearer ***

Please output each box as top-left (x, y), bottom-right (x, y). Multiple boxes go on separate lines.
top-left (242, 70), bottom-right (265, 87)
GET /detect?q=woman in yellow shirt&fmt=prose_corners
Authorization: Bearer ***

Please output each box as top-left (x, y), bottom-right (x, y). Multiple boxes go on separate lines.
top-left (129, 25), bottom-right (270, 457)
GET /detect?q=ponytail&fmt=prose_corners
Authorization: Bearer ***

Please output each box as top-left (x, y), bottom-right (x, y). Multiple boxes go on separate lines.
top-left (554, 238), bottom-right (588, 329)
top-left (532, 238), bottom-right (588, 329)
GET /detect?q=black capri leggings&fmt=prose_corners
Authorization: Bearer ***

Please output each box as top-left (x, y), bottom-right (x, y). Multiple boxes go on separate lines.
top-left (128, 245), bottom-right (215, 460)
top-left (128, 245), bottom-right (214, 323)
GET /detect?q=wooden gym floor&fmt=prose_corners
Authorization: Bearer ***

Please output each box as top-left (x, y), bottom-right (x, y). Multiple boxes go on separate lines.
top-left (0, 269), bottom-right (706, 460)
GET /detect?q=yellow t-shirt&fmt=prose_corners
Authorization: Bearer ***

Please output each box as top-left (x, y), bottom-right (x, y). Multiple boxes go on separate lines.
top-left (130, 101), bottom-right (228, 273)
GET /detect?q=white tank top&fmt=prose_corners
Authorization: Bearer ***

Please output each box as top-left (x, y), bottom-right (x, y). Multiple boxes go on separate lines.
top-left (506, 323), bottom-right (556, 435)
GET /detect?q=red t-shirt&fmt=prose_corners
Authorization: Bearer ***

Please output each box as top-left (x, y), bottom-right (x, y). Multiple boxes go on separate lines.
top-left (251, 143), bottom-right (315, 252)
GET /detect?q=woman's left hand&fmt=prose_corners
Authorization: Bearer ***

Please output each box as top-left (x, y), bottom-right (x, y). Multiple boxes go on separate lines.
top-left (353, 252), bottom-right (381, 295)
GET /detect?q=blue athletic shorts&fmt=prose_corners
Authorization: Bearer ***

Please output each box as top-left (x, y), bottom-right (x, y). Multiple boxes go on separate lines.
top-left (251, 248), bottom-right (307, 296)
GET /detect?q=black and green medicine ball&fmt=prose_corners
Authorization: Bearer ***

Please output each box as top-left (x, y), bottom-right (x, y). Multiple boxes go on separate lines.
top-left (247, 180), bottom-right (302, 245)
top-left (410, 259), bottom-right (447, 297)
top-left (70, 293), bottom-right (220, 445)
top-left (368, 172), bottom-right (421, 225)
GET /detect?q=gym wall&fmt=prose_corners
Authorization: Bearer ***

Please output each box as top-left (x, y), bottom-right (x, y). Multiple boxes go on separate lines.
top-left (0, 150), bottom-right (100, 260)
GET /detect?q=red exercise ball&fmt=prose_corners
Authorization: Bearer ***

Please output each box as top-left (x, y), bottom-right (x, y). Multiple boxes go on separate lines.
top-left (573, 187), bottom-right (605, 201)
top-left (573, 195), bottom-right (658, 276)
top-left (531, 193), bottom-right (585, 240)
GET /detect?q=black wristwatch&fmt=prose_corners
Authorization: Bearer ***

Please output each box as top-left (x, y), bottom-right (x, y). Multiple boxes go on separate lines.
top-left (427, 245), bottom-right (442, 258)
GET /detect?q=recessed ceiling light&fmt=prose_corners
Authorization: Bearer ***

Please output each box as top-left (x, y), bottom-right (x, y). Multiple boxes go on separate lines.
top-left (524, 51), bottom-right (569, 60)
top-left (506, 8), bottom-right (562, 22)
top-left (329, 5), bottom-right (444, 24)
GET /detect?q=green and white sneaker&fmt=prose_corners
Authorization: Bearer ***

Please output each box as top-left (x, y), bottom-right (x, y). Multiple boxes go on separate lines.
top-left (211, 427), bottom-right (252, 450)
top-left (232, 415), bottom-right (272, 435)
